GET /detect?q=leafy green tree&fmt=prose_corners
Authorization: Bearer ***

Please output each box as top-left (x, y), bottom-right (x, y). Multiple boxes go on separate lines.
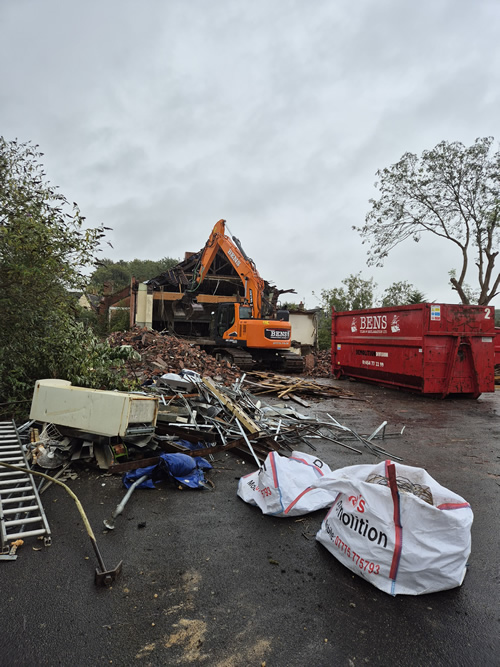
top-left (90, 260), bottom-right (131, 292)
top-left (108, 308), bottom-right (131, 332)
top-left (321, 273), bottom-right (376, 312)
top-left (89, 257), bottom-right (179, 293)
top-left (0, 138), bottom-right (133, 418)
top-left (381, 281), bottom-right (426, 307)
top-left (317, 273), bottom-right (376, 349)
top-left (281, 302), bottom-right (305, 311)
top-left (357, 137), bottom-right (500, 305)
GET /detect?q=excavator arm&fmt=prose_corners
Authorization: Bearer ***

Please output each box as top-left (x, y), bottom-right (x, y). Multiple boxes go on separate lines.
top-left (189, 219), bottom-right (266, 318)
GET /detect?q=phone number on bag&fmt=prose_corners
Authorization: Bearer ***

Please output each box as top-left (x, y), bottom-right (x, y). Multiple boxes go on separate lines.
top-left (334, 535), bottom-right (380, 575)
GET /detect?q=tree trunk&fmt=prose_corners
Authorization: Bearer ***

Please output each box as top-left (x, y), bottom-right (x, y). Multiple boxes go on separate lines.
top-left (450, 276), bottom-right (470, 304)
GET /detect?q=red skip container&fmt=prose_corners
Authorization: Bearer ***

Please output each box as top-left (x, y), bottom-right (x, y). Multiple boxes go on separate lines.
top-left (495, 328), bottom-right (500, 366)
top-left (331, 303), bottom-right (496, 398)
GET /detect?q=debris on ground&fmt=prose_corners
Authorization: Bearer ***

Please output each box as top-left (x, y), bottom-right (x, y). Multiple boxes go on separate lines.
top-left (107, 327), bottom-right (242, 386)
top-left (107, 327), bottom-right (334, 383)
top-left (15, 370), bottom-right (402, 486)
top-left (102, 452), bottom-right (213, 531)
top-left (2, 373), bottom-right (406, 583)
top-left (243, 371), bottom-right (357, 404)
top-left (306, 349), bottom-right (332, 377)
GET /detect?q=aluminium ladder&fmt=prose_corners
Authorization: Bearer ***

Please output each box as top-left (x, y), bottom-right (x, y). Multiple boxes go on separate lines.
top-left (0, 420), bottom-right (51, 553)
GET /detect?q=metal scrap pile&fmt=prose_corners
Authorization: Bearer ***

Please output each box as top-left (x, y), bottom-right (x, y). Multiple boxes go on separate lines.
top-left (109, 372), bottom-right (401, 473)
top-left (20, 372), bottom-right (400, 479)
top-left (107, 327), bottom-right (242, 386)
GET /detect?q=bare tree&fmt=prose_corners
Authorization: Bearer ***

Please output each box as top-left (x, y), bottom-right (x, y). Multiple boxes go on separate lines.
top-left (356, 137), bottom-right (500, 305)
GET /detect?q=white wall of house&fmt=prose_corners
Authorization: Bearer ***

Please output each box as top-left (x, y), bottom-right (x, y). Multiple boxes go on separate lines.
top-left (289, 310), bottom-right (318, 352)
top-left (78, 294), bottom-right (92, 310)
top-left (135, 283), bottom-right (153, 328)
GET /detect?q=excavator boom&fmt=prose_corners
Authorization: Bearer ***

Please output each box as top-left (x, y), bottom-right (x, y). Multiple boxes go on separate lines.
top-left (190, 219), bottom-right (265, 318)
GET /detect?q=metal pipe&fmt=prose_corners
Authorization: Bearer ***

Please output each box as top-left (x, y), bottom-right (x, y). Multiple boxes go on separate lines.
top-left (235, 419), bottom-right (262, 469)
top-left (367, 421), bottom-right (388, 442)
top-left (103, 474), bottom-right (149, 530)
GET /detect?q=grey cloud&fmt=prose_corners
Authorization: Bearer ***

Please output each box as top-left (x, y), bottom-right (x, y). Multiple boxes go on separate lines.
top-left (1, 0), bottom-right (499, 308)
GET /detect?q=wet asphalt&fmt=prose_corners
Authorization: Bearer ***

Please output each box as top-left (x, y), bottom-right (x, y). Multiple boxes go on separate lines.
top-left (1, 379), bottom-right (499, 667)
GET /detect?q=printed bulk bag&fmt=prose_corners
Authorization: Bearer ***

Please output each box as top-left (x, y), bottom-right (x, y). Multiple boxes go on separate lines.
top-left (237, 451), bottom-right (337, 516)
top-left (314, 460), bottom-right (473, 596)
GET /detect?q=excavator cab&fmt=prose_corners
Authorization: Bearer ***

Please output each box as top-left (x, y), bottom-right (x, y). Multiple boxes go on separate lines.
top-left (212, 301), bottom-right (302, 371)
top-left (214, 302), bottom-right (291, 347)
top-left (215, 303), bottom-right (236, 339)
top-left (239, 305), bottom-right (253, 319)
top-left (215, 303), bottom-right (257, 339)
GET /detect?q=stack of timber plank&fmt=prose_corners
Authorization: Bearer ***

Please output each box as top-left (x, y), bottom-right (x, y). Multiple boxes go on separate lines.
top-left (243, 372), bottom-right (358, 405)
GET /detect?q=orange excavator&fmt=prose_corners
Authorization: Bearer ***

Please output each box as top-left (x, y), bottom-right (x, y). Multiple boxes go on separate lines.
top-left (147, 219), bottom-right (304, 372)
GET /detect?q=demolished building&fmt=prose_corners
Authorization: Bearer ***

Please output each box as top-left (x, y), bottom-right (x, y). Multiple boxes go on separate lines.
top-left (99, 220), bottom-right (320, 363)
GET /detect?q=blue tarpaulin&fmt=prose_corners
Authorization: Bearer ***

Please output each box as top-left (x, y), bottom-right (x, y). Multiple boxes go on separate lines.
top-left (123, 452), bottom-right (212, 490)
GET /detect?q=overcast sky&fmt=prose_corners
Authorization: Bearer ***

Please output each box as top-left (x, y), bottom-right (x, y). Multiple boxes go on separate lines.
top-left (1, 0), bottom-right (499, 309)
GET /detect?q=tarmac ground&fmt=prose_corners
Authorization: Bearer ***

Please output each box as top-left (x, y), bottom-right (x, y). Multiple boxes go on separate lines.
top-left (1, 378), bottom-right (499, 667)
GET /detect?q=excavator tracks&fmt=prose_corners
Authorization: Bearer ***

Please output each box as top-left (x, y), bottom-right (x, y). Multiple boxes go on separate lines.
top-left (214, 348), bottom-right (304, 374)
top-left (214, 348), bottom-right (255, 371)
top-left (279, 352), bottom-right (306, 374)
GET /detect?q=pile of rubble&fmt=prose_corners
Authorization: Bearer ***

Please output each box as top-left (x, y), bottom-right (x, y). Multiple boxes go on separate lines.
top-left (307, 349), bottom-right (332, 377)
top-left (107, 327), bottom-right (242, 386)
top-left (107, 327), bottom-right (333, 387)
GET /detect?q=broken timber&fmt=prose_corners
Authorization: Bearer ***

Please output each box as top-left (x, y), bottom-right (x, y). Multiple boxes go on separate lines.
top-left (243, 372), bottom-right (360, 401)
top-left (202, 377), bottom-right (260, 433)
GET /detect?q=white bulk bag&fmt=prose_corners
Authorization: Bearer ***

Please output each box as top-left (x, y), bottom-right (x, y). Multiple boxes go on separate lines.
top-left (314, 460), bottom-right (473, 596)
top-left (237, 451), bottom-right (337, 516)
